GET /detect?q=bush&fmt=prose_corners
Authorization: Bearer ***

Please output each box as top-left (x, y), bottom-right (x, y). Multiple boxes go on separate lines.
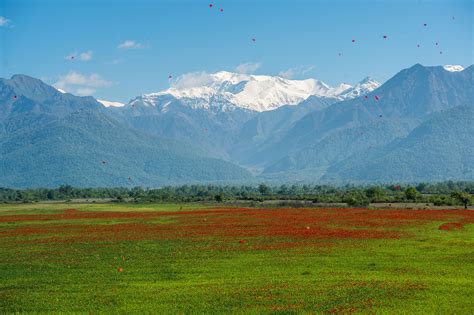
top-left (343, 191), bottom-right (370, 207)
top-left (405, 187), bottom-right (419, 201)
top-left (214, 193), bottom-right (224, 202)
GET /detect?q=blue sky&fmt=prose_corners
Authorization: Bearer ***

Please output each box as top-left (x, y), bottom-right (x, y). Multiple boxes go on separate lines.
top-left (0, 0), bottom-right (472, 102)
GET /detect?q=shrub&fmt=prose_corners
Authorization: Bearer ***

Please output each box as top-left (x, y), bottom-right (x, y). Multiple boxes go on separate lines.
top-left (343, 191), bottom-right (370, 207)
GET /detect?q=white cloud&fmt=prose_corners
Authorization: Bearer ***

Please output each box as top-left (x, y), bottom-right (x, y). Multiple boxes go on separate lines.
top-left (279, 65), bottom-right (315, 79)
top-left (0, 16), bottom-right (11, 27)
top-left (117, 40), bottom-right (144, 50)
top-left (173, 71), bottom-right (213, 89)
top-left (111, 58), bottom-right (123, 65)
top-left (235, 62), bottom-right (261, 74)
top-left (79, 51), bottom-right (93, 61)
top-left (54, 71), bottom-right (115, 96)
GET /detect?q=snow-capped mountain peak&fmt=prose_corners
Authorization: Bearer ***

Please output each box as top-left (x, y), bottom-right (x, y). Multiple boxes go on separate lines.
top-left (443, 65), bottom-right (464, 72)
top-left (97, 99), bottom-right (125, 107)
top-left (129, 72), bottom-right (380, 112)
top-left (337, 76), bottom-right (381, 99)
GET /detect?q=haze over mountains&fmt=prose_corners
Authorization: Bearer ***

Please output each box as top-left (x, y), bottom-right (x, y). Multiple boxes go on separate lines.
top-left (0, 64), bottom-right (472, 188)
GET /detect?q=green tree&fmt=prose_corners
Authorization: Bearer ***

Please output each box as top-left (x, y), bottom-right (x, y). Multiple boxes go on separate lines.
top-left (365, 187), bottom-right (386, 202)
top-left (451, 191), bottom-right (471, 209)
top-left (343, 190), bottom-right (369, 207)
top-left (258, 183), bottom-right (271, 195)
top-left (214, 193), bottom-right (224, 203)
top-left (46, 190), bottom-right (56, 200)
top-left (58, 184), bottom-right (73, 195)
top-left (405, 186), bottom-right (419, 201)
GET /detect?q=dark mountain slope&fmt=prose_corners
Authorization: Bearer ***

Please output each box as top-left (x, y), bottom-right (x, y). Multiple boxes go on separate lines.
top-left (0, 76), bottom-right (253, 188)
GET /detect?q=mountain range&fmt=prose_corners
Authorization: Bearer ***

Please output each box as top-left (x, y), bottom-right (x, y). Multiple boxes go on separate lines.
top-left (0, 64), bottom-right (472, 187)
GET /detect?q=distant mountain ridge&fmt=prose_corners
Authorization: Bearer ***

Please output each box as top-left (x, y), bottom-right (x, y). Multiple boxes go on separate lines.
top-left (108, 72), bottom-right (379, 159)
top-left (1, 63), bottom-right (472, 187)
top-left (127, 71), bottom-right (380, 113)
top-left (0, 75), bottom-right (253, 188)
top-left (260, 64), bottom-right (473, 181)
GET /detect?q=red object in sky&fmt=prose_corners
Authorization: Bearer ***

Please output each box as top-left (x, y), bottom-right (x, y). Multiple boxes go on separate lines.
top-left (220, 8), bottom-right (223, 12)
top-left (13, 95), bottom-right (17, 99)
top-left (374, 95), bottom-right (380, 101)
top-left (364, 95), bottom-right (368, 100)
top-left (209, 3), bottom-right (213, 8)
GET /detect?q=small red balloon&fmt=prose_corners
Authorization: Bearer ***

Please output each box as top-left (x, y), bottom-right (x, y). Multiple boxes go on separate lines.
top-left (209, 3), bottom-right (213, 7)
top-left (220, 8), bottom-right (223, 12)
top-left (13, 95), bottom-right (17, 99)
top-left (374, 95), bottom-right (380, 101)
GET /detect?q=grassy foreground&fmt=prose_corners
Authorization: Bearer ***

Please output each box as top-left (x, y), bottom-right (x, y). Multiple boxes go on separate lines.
top-left (0, 203), bottom-right (473, 313)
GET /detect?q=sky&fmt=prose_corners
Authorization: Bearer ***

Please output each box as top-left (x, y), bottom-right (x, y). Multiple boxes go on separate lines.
top-left (0, 0), bottom-right (472, 103)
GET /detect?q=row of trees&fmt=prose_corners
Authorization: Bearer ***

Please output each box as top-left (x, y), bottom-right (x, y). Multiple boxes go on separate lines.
top-left (0, 181), bottom-right (472, 208)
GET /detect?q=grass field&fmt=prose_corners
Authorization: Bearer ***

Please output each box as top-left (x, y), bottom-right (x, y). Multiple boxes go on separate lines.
top-left (0, 203), bottom-right (473, 313)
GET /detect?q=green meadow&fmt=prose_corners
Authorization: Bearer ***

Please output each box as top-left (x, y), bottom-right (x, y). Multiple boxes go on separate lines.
top-left (0, 203), bottom-right (472, 314)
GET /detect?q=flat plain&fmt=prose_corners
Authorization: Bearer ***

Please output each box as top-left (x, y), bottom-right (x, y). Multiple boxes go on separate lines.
top-left (0, 203), bottom-right (473, 313)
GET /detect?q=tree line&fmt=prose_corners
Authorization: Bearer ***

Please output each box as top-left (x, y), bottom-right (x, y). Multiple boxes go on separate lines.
top-left (0, 181), bottom-right (472, 208)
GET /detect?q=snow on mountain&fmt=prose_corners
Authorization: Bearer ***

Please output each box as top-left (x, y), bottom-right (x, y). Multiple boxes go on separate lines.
top-left (129, 71), bottom-right (380, 112)
top-left (443, 65), bottom-right (464, 72)
top-left (97, 99), bottom-right (125, 107)
top-left (337, 77), bottom-right (381, 99)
